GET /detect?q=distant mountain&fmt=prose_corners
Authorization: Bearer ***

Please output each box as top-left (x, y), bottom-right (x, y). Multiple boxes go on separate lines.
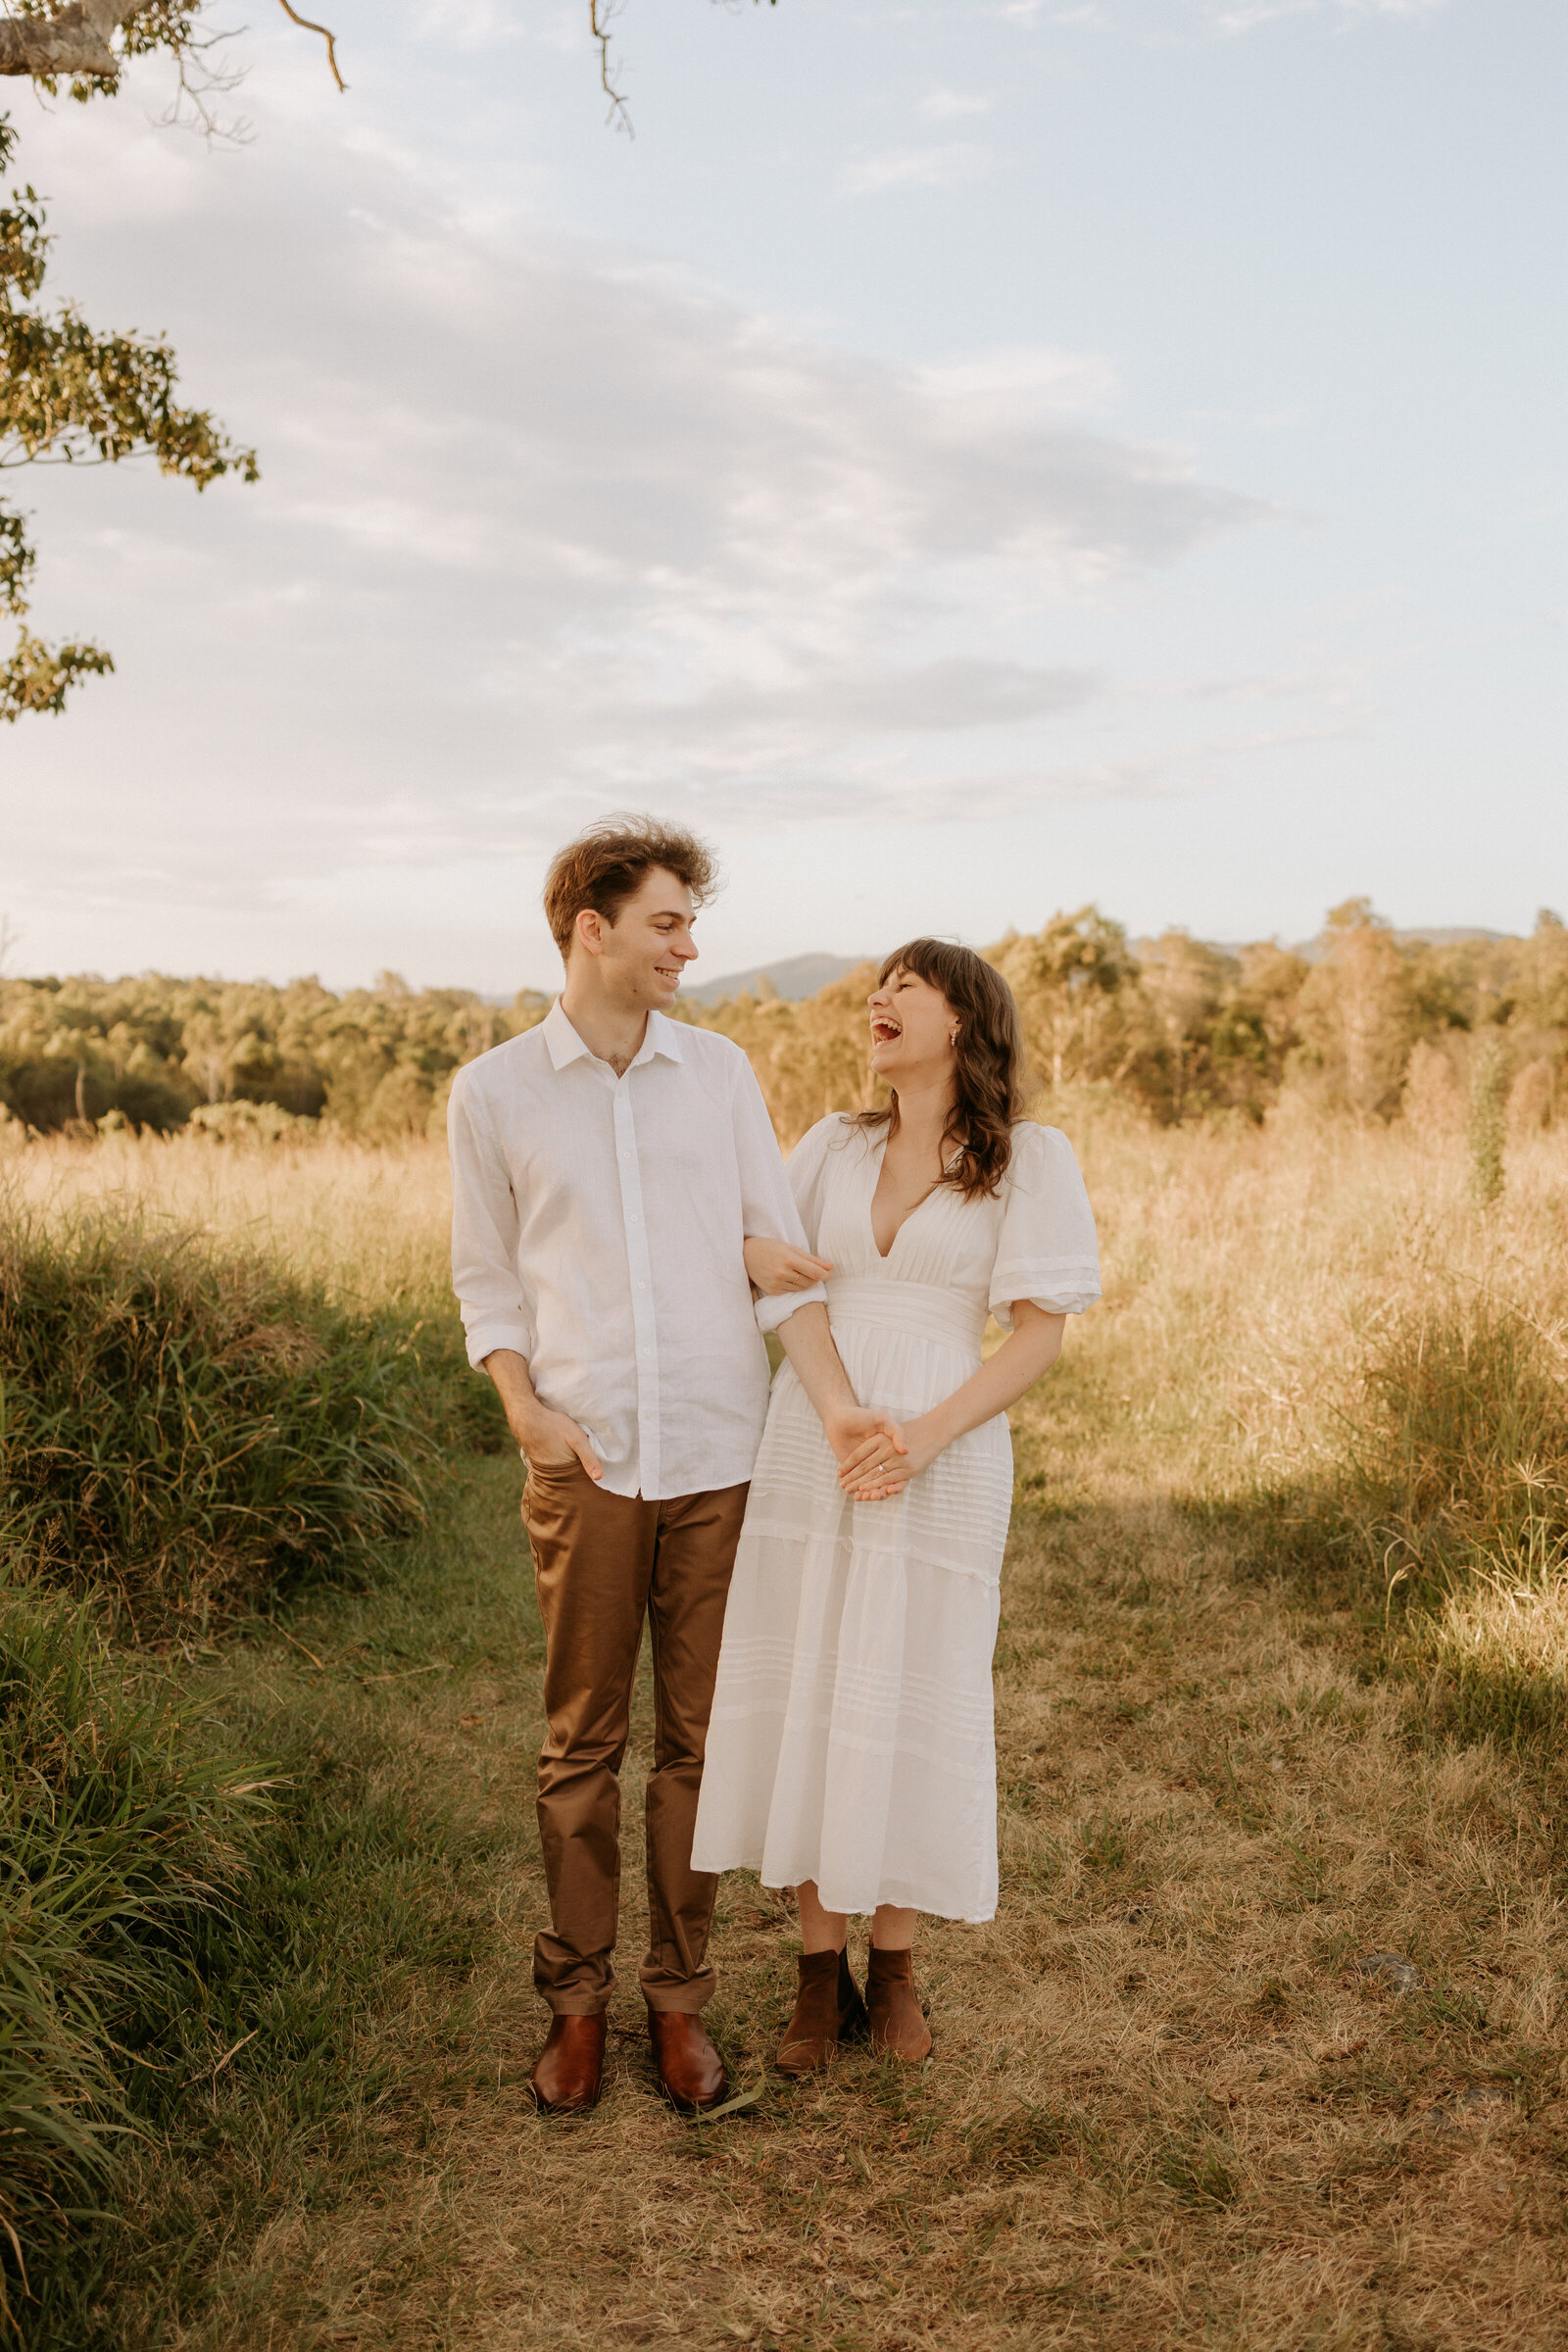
top-left (682, 953), bottom-right (869, 1006)
top-left (504, 926), bottom-right (1515, 1012)
top-left (1297, 925), bottom-right (1508, 963)
top-left (1138, 927), bottom-right (1510, 965)
top-left (1390, 927), bottom-right (1507, 949)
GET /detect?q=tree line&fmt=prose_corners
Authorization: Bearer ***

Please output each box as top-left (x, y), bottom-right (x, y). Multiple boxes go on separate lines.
top-left (2, 899), bottom-right (1565, 1146)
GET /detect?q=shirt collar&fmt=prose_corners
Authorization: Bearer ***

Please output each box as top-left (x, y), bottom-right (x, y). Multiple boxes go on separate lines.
top-left (543, 999), bottom-right (685, 1073)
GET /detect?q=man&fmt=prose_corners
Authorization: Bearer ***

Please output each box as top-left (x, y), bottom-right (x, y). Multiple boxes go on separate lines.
top-left (448, 815), bottom-right (895, 2116)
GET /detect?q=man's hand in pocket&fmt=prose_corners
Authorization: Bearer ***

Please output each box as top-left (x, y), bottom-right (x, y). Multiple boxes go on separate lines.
top-left (520, 1407), bottom-right (604, 1481)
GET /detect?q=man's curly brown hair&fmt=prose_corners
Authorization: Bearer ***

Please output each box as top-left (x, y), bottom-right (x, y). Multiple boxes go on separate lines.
top-left (542, 814), bottom-right (718, 959)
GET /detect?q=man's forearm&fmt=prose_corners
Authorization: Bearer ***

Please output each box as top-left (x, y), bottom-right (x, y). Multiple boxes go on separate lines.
top-left (775, 1303), bottom-right (858, 1424)
top-left (483, 1348), bottom-right (546, 1446)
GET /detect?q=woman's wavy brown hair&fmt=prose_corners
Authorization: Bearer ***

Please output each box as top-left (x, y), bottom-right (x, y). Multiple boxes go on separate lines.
top-left (849, 939), bottom-right (1027, 1200)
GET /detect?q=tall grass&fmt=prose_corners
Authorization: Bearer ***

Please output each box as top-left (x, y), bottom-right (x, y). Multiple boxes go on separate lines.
top-left (3, 1114), bottom-right (1566, 2344)
top-left (1355, 1293), bottom-right (1568, 1589)
top-left (10, 1480), bottom-right (523, 2351)
top-left (0, 1131), bottom-right (455, 1315)
top-left (0, 1139), bottom-right (508, 2332)
top-left (0, 1584), bottom-right (270, 2327)
top-left (0, 1203), bottom-right (497, 1635)
top-left (1409, 1511), bottom-right (1568, 1748)
top-left (1054, 1101), bottom-right (1568, 1749)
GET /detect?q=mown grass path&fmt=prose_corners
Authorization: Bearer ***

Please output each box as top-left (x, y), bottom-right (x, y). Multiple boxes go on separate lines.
top-left (121, 1382), bottom-right (1568, 2352)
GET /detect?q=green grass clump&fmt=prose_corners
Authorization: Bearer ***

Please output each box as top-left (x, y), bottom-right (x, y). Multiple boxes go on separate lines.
top-left (1347, 1289), bottom-right (1568, 1750)
top-left (14, 1480), bottom-right (520, 2352)
top-left (0, 1584), bottom-right (270, 2330)
top-left (1351, 1291), bottom-right (1568, 1604)
top-left (0, 1212), bottom-right (493, 1633)
top-left (1405, 1515), bottom-right (1568, 1753)
top-left (0, 1210), bottom-right (511, 2338)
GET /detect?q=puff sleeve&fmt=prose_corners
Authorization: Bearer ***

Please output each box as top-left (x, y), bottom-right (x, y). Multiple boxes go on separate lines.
top-left (988, 1121), bottom-right (1102, 1329)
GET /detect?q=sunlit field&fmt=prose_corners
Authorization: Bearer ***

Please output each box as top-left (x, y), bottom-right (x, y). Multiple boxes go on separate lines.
top-left (5, 1106), bottom-right (1568, 2349)
top-left (1, 1128), bottom-right (456, 1311)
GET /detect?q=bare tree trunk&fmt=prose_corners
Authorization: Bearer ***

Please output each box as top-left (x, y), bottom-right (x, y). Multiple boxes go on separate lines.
top-left (0, 4), bottom-right (128, 80)
top-left (74, 1060), bottom-right (87, 1123)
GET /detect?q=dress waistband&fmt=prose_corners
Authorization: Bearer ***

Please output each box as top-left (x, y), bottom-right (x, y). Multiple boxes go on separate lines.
top-left (826, 1276), bottom-right (986, 1353)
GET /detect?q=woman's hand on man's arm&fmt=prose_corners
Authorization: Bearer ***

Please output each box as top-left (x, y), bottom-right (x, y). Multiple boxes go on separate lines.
top-left (743, 1235), bottom-right (833, 1297)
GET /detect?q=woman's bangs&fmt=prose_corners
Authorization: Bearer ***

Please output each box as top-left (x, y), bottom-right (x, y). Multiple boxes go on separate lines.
top-left (878, 939), bottom-right (961, 995)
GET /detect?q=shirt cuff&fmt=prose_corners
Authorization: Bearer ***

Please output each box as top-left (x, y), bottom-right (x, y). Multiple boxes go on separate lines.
top-left (755, 1282), bottom-right (828, 1336)
top-left (462, 1315), bottom-right (536, 1371)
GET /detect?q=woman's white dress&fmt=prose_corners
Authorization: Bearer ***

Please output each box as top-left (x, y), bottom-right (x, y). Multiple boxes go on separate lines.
top-left (691, 1115), bottom-right (1101, 1923)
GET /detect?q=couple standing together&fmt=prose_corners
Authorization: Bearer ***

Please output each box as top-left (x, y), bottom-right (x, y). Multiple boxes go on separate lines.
top-left (448, 816), bottom-right (1101, 2114)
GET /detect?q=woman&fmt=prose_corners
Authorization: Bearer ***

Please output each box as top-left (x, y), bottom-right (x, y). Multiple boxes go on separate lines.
top-left (691, 940), bottom-right (1101, 2071)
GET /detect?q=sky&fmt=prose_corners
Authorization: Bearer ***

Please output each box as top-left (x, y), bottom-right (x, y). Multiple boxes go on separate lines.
top-left (1, 0), bottom-right (1563, 992)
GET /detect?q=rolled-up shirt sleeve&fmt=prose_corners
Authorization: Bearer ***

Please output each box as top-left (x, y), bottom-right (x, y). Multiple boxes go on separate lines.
top-left (448, 1067), bottom-right (538, 1370)
top-left (729, 1056), bottom-right (829, 1335)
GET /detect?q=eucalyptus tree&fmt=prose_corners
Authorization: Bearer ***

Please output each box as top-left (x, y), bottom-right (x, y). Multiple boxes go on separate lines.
top-left (0, 111), bottom-right (261, 719)
top-left (0, 5), bottom-right (339, 720)
top-left (0, 1), bottom-right (776, 723)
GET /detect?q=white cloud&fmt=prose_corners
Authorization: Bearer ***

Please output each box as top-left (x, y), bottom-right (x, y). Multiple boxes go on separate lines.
top-left (839, 143), bottom-right (991, 197)
top-left (1004, 0), bottom-right (1446, 30)
top-left (411, 0), bottom-right (525, 45)
top-left (914, 346), bottom-right (1124, 418)
top-left (1, 92), bottom-right (1264, 963)
top-left (917, 87), bottom-right (993, 120)
top-left (1202, 0), bottom-right (1442, 24)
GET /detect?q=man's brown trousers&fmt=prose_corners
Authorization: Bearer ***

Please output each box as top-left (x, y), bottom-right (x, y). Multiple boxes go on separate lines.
top-left (520, 1458), bottom-right (749, 2015)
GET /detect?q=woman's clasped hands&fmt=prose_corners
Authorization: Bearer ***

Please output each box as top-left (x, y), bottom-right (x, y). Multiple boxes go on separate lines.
top-left (742, 1233), bottom-right (915, 1503)
top-left (835, 1415), bottom-right (950, 1501)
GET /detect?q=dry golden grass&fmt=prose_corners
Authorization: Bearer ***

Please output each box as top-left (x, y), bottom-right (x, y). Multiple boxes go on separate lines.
top-left (0, 1128), bottom-right (455, 1311)
top-left (19, 1110), bottom-right (1568, 2348)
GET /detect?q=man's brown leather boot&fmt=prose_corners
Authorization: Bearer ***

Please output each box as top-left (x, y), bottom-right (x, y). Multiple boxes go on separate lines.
top-left (648, 2010), bottom-right (728, 2113)
top-left (865, 1945), bottom-right (932, 2063)
top-left (532, 2012), bottom-right (608, 2113)
top-left (776, 1947), bottom-right (871, 2076)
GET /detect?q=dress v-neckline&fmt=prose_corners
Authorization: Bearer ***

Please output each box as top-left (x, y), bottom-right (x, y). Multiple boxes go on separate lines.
top-left (868, 1133), bottom-right (942, 1264)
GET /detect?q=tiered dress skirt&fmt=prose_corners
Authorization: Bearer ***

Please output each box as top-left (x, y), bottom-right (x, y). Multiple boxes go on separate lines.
top-left (692, 1276), bottom-right (1011, 1921)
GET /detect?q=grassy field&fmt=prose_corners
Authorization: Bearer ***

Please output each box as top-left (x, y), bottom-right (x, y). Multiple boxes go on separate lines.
top-left (5, 1113), bottom-right (1568, 2349)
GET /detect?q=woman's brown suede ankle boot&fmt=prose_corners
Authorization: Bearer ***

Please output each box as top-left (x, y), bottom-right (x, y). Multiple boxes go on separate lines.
top-left (865, 1944), bottom-right (932, 2063)
top-left (776, 1947), bottom-right (869, 2075)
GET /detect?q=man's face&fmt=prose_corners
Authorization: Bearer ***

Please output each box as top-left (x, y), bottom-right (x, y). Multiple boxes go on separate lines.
top-left (583, 866), bottom-right (698, 1009)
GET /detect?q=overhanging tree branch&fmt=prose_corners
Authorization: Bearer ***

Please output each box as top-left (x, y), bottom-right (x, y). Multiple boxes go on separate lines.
top-left (272, 0), bottom-right (343, 94)
top-left (588, 0), bottom-right (777, 136)
top-left (589, 0), bottom-right (630, 133)
top-left (0, 110), bottom-right (257, 718)
top-left (0, 2), bottom-right (346, 90)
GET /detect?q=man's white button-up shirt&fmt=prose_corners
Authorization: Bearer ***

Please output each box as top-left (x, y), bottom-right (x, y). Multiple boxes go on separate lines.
top-left (447, 1000), bottom-right (825, 1500)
